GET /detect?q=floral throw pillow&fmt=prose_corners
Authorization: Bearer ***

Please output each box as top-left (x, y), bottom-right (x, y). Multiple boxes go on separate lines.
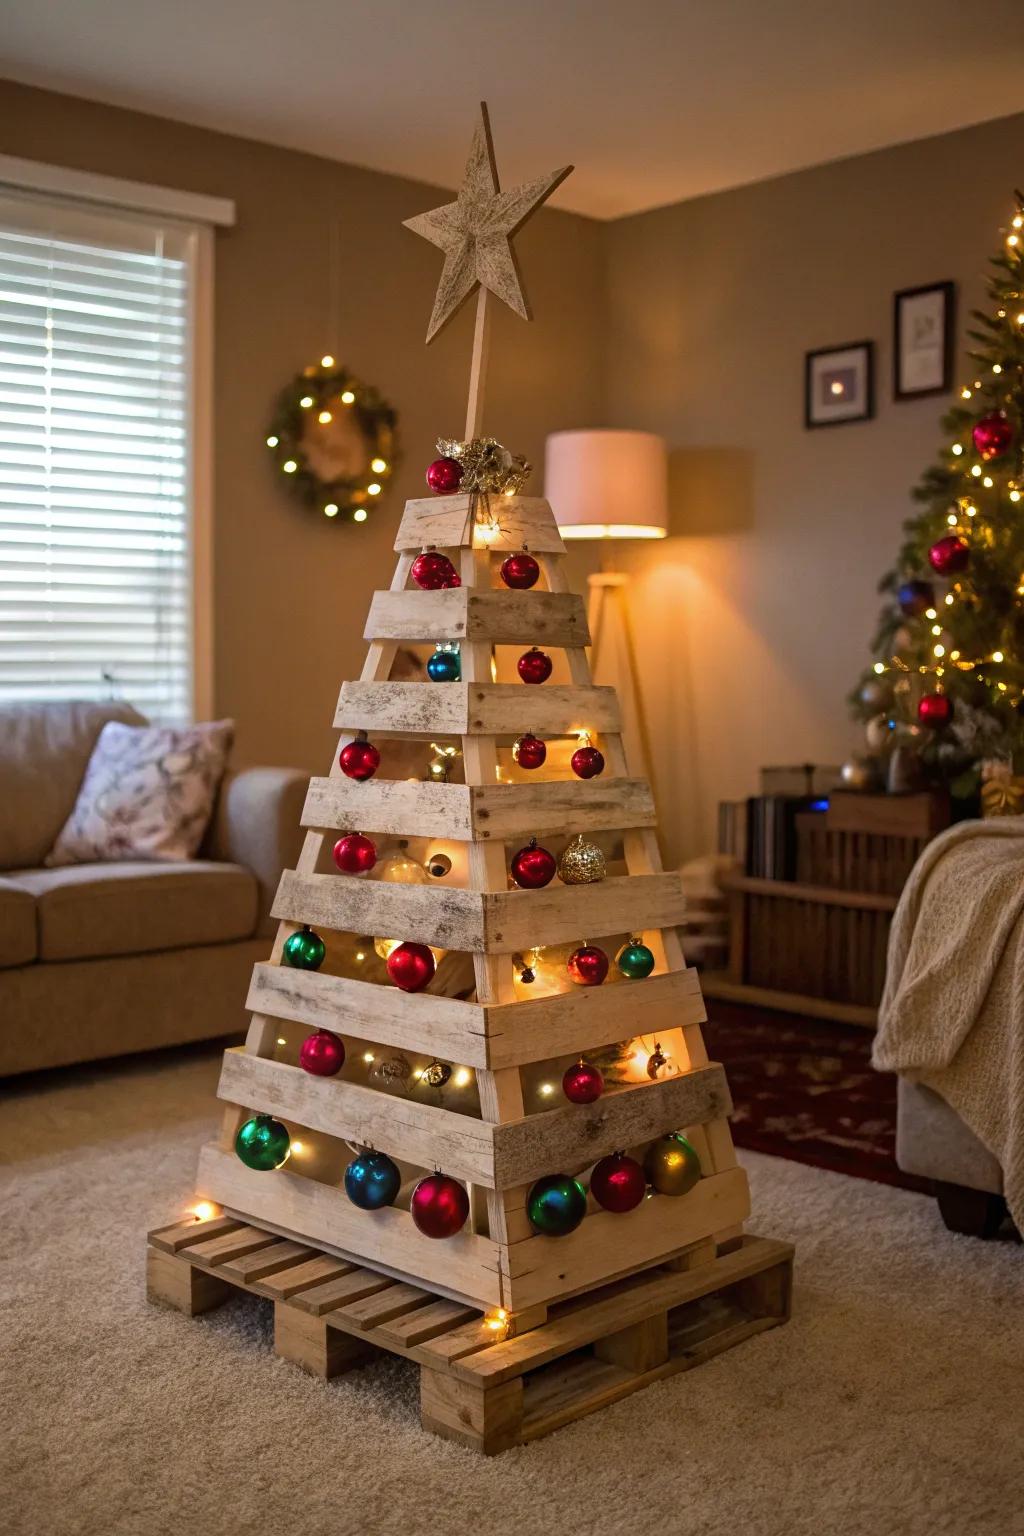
top-left (45, 720), bottom-right (234, 866)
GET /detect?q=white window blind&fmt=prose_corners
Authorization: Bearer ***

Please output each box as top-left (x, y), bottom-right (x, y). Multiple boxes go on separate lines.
top-left (0, 188), bottom-right (201, 721)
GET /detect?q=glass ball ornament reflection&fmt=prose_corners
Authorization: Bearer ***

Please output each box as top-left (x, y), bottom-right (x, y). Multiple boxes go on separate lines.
top-left (513, 732), bottom-right (547, 770)
top-left (426, 644), bottom-right (461, 682)
top-left (339, 736), bottom-right (380, 780)
top-left (426, 455), bottom-right (464, 494)
top-left (298, 1029), bottom-right (345, 1076)
top-left (928, 534), bottom-right (970, 577)
top-left (386, 941), bottom-right (436, 992)
top-left (644, 1132), bottom-right (702, 1196)
top-left (332, 832), bottom-right (377, 874)
top-left (590, 1152), bottom-right (646, 1213)
top-left (562, 1059), bottom-right (604, 1104)
top-left (617, 938), bottom-right (655, 980)
top-left (972, 410), bottom-right (1013, 461)
top-left (282, 925), bottom-right (326, 970)
top-left (526, 1173), bottom-right (587, 1237)
top-left (511, 838), bottom-right (557, 889)
top-left (500, 549), bottom-right (540, 589)
top-left (411, 548), bottom-right (460, 589)
top-left (235, 1114), bottom-right (291, 1171)
top-left (410, 1172), bottom-right (469, 1238)
top-left (344, 1149), bottom-right (401, 1210)
top-left (918, 692), bottom-right (953, 728)
top-left (567, 944), bottom-right (609, 986)
top-left (517, 647), bottom-right (552, 684)
top-left (571, 743), bottom-right (605, 779)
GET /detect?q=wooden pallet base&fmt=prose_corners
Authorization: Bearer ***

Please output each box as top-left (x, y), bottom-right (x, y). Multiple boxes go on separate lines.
top-left (147, 1215), bottom-right (793, 1453)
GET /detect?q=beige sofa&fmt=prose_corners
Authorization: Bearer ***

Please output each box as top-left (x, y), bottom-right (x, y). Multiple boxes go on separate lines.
top-left (0, 701), bottom-right (307, 1076)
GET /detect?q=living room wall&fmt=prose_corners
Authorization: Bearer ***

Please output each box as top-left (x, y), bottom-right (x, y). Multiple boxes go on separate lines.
top-left (0, 79), bottom-right (606, 773)
top-left (598, 109), bottom-right (1024, 862)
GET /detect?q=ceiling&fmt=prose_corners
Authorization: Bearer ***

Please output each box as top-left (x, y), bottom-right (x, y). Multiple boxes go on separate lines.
top-left (3, 0), bottom-right (1023, 219)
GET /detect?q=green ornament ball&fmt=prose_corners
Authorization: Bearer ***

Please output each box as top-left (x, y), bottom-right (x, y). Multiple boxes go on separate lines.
top-left (283, 925), bottom-right (326, 970)
top-left (644, 1132), bottom-right (701, 1197)
top-left (617, 939), bottom-right (655, 980)
top-left (526, 1174), bottom-right (587, 1237)
top-left (235, 1114), bottom-right (291, 1171)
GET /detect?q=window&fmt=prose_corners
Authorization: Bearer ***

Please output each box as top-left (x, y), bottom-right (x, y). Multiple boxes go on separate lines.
top-left (0, 183), bottom-right (212, 721)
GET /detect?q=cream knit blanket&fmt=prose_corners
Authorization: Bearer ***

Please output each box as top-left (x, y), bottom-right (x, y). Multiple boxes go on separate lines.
top-left (873, 817), bottom-right (1024, 1230)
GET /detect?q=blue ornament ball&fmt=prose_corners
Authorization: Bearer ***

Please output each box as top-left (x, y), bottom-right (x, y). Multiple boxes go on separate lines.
top-left (897, 579), bottom-right (934, 619)
top-left (344, 1150), bottom-right (402, 1210)
top-left (426, 645), bottom-right (461, 682)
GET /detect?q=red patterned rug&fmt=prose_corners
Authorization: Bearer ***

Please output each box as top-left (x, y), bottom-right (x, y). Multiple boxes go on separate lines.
top-left (703, 1000), bottom-right (930, 1194)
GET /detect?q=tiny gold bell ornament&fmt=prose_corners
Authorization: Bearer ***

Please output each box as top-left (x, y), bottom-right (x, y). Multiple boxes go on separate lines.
top-left (981, 759), bottom-right (1024, 818)
top-left (557, 834), bottom-right (605, 885)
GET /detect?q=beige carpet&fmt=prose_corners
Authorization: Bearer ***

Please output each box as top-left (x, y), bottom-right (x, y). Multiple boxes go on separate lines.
top-left (3, 1046), bottom-right (1022, 1536)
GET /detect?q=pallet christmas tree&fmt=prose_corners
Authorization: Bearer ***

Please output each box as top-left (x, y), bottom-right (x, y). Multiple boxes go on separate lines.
top-left (148, 105), bottom-right (791, 1452)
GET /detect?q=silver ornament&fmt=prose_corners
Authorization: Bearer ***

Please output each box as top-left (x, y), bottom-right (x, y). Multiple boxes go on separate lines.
top-left (838, 755), bottom-right (882, 793)
top-left (557, 834), bottom-right (606, 884)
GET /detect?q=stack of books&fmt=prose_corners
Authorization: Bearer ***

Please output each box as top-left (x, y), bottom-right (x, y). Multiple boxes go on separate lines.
top-left (718, 764), bottom-right (837, 882)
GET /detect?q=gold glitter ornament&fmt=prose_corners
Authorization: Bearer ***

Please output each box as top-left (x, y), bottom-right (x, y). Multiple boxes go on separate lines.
top-left (420, 1060), bottom-right (453, 1088)
top-left (557, 834), bottom-right (606, 885)
top-left (435, 436), bottom-right (531, 496)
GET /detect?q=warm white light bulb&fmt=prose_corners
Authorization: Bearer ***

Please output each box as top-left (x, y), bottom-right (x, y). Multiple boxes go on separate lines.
top-left (354, 508), bottom-right (368, 522)
top-left (321, 354), bottom-right (335, 367)
top-left (193, 1201), bottom-right (216, 1222)
top-left (873, 662), bottom-right (886, 675)
top-left (925, 607), bottom-right (937, 619)
top-left (341, 389), bottom-right (355, 404)
top-left (993, 651), bottom-right (1005, 663)
top-left (453, 1068), bottom-right (471, 1088)
top-left (266, 435), bottom-right (279, 447)
top-left (934, 644), bottom-right (945, 657)
top-left (1011, 490), bottom-right (1021, 503)
top-left (299, 395), bottom-right (314, 408)
top-left (951, 443), bottom-right (963, 455)
top-left (971, 465), bottom-right (982, 477)
top-left (946, 512), bottom-right (958, 525)
top-left (993, 364), bottom-right (1003, 375)
top-left (283, 460), bottom-right (297, 473)
top-left (368, 483), bottom-right (382, 495)
top-left (539, 1083), bottom-right (555, 1097)
top-left (318, 409), bottom-right (333, 424)
top-left (931, 624), bottom-right (941, 636)
top-left (324, 503), bottom-right (338, 517)
top-left (363, 1051), bottom-right (375, 1063)
top-left (371, 457), bottom-right (387, 473)
top-left (983, 476), bottom-right (994, 488)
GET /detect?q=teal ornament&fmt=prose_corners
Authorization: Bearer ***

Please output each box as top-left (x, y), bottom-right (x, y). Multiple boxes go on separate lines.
top-left (617, 938), bottom-right (655, 980)
top-left (526, 1173), bottom-right (587, 1237)
top-left (235, 1114), bottom-right (291, 1171)
top-left (282, 925), bottom-right (326, 970)
top-left (344, 1150), bottom-right (401, 1209)
top-left (426, 644), bottom-right (461, 682)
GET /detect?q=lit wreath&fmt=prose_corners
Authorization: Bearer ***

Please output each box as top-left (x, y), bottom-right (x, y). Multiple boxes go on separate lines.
top-left (265, 356), bottom-right (399, 523)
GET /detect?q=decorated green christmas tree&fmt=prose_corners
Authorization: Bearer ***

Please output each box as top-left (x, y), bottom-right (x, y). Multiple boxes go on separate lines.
top-left (851, 192), bottom-right (1024, 808)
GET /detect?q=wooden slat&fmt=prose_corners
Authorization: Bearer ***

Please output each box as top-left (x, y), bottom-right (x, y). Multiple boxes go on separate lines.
top-left (395, 495), bottom-right (567, 555)
top-left (722, 875), bottom-right (898, 913)
top-left (272, 868), bottom-right (686, 954)
top-left (217, 1050), bottom-right (497, 1185)
top-left (701, 973), bottom-right (877, 1029)
top-left (289, 1268), bottom-right (395, 1315)
top-left (336, 1282), bottom-right (434, 1330)
top-left (492, 1065), bottom-right (730, 1188)
top-left (147, 1215), bottom-right (242, 1253)
top-left (196, 1143), bottom-right (504, 1307)
top-left (218, 1240), bottom-right (315, 1284)
top-left (373, 1298), bottom-right (479, 1348)
top-left (178, 1225), bottom-right (278, 1265)
top-left (302, 775), bottom-right (655, 842)
top-left (251, 1254), bottom-right (354, 1298)
top-left (334, 681), bottom-right (620, 737)
top-left (248, 962), bottom-right (704, 1072)
top-left (247, 963), bottom-right (490, 1067)
top-left (365, 589), bottom-right (589, 647)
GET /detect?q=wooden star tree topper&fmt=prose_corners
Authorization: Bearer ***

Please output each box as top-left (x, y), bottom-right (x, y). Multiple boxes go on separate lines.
top-left (404, 104), bottom-right (573, 346)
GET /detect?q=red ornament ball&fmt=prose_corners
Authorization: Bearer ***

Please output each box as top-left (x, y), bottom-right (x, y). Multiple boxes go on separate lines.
top-left (386, 941), bottom-right (436, 992)
top-left (972, 411), bottom-right (1013, 462)
top-left (339, 738), bottom-right (380, 780)
top-left (500, 550), bottom-right (540, 590)
top-left (410, 1172), bottom-right (469, 1238)
top-left (517, 647), bottom-right (553, 685)
top-left (510, 838), bottom-right (557, 889)
top-left (567, 944), bottom-right (609, 987)
top-left (332, 832), bottom-right (377, 874)
top-left (562, 1060), bottom-right (604, 1105)
top-left (513, 733), bottom-right (547, 770)
top-left (571, 745), bottom-right (605, 779)
top-left (918, 692), bottom-right (954, 728)
top-left (411, 548), bottom-right (460, 590)
top-left (590, 1152), bottom-right (646, 1213)
top-left (928, 535), bottom-right (970, 577)
top-left (298, 1029), bottom-right (345, 1077)
top-left (426, 456), bottom-right (464, 495)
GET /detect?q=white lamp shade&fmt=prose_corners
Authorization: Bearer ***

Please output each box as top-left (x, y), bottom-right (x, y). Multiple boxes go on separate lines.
top-left (544, 429), bottom-right (668, 540)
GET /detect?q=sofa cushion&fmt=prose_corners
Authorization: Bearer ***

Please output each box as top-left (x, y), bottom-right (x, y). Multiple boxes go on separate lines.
top-left (9, 861), bottom-right (259, 962)
top-left (0, 876), bottom-right (37, 968)
top-left (0, 700), bottom-right (145, 870)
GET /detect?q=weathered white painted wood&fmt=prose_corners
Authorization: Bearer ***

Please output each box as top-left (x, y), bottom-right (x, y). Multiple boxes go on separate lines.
top-left (196, 1143), bottom-right (503, 1308)
top-left (271, 869), bottom-right (687, 954)
top-left (492, 1065), bottom-right (730, 1188)
top-left (302, 774), bottom-right (655, 842)
top-left (395, 496), bottom-right (566, 555)
top-left (334, 682), bottom-right (620, 737)
top-left (365, 589), bottom-right (589, 647)
top-left (502, 1168), bottom-right (751, 1311)
top-left (247, 963), bottom-right (490, 1066)
top-left (217, 1051), bottom-right (496, 1184)
top-left (246, 962), bottom-right (705, 1071)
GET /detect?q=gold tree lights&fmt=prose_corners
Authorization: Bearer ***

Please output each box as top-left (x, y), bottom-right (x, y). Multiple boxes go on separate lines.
top-left (852, 194), bottom-right (1024, 794)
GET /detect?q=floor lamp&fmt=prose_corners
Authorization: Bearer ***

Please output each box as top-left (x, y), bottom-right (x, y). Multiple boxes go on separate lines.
top-left (544, 430), bottom-right (668, 784)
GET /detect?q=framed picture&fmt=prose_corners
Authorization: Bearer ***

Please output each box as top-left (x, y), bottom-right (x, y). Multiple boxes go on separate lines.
top-left (893, 281), bottom-right (955, 400)
top-left (804, 341), bottom-right (874, 429)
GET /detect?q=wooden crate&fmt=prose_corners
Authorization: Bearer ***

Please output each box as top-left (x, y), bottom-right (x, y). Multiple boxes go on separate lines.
top-left (147, 1214), bottom-right (792, 1455)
